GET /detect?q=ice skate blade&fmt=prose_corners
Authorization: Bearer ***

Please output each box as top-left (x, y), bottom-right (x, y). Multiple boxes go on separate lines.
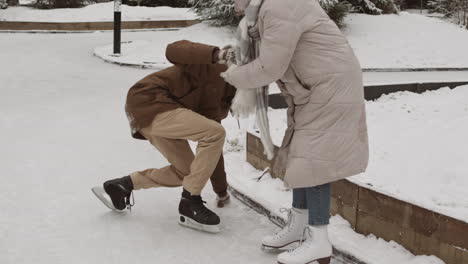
top-left (178, 215), bottom-right (220, 234)
top-left (261, 241), bottom-right (299, 253)
top-left (91, 186), bottom-right (125, 213)
top-left (261, 245), bottom-right (285, 253)
top-left (277, 256), bottom-right (331, 264)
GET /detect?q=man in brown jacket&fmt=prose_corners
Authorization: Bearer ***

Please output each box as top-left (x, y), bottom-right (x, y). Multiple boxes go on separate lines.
top-left (92, 40), bottom-right (237, 233)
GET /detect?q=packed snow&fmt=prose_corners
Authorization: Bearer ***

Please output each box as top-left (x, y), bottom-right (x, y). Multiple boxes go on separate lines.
top-left (343, 12), bottom-right (468, 69)
top-left (19, 0), bottom-right (35, 4)
top-left (355, 86), bottom-right (468, 221)
top-left (0, 2), bottom-right (197, 22)
top-left (94, 13), bottom-right (468, 69)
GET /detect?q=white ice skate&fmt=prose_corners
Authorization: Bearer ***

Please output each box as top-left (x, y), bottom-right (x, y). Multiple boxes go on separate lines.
top-left (261, 208), bottom-right (308, 251)
top-left (277, 226), bottom-right (333, 264)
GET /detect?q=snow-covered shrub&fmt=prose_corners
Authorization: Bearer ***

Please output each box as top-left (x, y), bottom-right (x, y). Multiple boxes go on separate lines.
top-left (0, 0), bottom-right (8, 9)
top-left (190, 0), bottom-right (350, 27)
top-left (429, 0), bottom-right (468, 28)
top-left (428, 0), bottom-right (451, 14)
top-left (34, 0), bottom-right (86, 8)
top-left (1, 0), bottom-right (20, 9)
top-left (189, 0), bottom-right (239, 26)
top-left (320, 0), bottom-right (352, 27)
top-left (346, 0), bottom-right (398, 14)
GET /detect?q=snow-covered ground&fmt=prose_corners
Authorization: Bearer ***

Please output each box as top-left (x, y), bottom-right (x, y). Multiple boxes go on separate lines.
top-left (19, 0), bottom-right (35, 5)
top-left (0, 2), bottom-right (197, 22)
top-left (94, 13), bottom-right (468, 69)
top-left (0, 31), bottom-right (448, 264)
top-left (343, 12), bottom-right (468, 68)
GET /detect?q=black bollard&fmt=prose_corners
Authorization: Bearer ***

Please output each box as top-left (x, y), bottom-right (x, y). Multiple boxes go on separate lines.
top-left (113, 0), bottom-right (122, 55)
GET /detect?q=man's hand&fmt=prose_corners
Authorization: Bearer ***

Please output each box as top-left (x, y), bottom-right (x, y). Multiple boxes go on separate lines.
top-left (217, 45), bottom-right (237, 66)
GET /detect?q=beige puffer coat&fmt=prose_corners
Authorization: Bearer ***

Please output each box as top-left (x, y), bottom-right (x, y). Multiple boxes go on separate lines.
top-left (224, 0), bottom-right (369, 188)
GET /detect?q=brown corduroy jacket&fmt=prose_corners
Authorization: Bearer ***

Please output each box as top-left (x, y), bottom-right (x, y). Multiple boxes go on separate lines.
top-left (125, 40), bottom-right (237, 140)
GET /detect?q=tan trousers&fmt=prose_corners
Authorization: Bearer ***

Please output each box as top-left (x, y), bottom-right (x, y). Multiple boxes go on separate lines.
top-left (130, 108), bottom-right (226, 195)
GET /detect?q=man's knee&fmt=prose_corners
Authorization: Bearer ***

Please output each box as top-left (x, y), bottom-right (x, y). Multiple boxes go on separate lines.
top-left (211, 123), bottom-right (226, 141)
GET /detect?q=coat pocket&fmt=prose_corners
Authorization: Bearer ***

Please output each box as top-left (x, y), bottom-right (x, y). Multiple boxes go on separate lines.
top-left (281, 67), bottom-right (311, 106)
top-left (288, 130), bottom-right (337, 162)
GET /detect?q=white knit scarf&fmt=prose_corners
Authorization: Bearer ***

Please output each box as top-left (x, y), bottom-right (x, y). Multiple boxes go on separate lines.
top-left (232, 0), bottom-right (275, 160)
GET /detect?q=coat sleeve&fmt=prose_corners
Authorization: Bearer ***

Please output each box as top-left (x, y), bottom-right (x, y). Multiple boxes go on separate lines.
top-left (224, 7), bottom-right (303, 89)
top-left (166, 40), bottom-right (219, 65)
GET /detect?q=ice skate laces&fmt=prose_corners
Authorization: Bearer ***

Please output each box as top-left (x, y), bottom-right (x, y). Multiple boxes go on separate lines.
top-left (193, 198), bottom-right (213, 219)
top-left (300, 226), bottom-right (312, 244)
top-left (271, 208), bottom-right (292, 238)
top-left (286, 227), bottom-right (313, 254)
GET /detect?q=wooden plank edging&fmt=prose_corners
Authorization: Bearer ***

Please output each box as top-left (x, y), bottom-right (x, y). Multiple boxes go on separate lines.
top-left (0, 20), bottom-right (200, 31)
top-left (268, 81), bottom-right (468, 109)
top-left (362, 68), bottom-right (468, 72)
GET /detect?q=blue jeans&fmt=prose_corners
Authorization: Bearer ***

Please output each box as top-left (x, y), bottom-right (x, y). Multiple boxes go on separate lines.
top-left (292, 183), bottom-right (331, 225)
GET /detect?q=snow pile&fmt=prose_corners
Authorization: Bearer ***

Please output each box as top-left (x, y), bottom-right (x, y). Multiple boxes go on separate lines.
top-left (353, 86), bottom-right (468, 221)
top-left (0, 2), bottom-right (197, 22)
top-left (94, 13), bottom-right (468, 69)
top-left (19, 0), bottom-right (35, 4)
top-left (329, 216), bottom-right (444, 264)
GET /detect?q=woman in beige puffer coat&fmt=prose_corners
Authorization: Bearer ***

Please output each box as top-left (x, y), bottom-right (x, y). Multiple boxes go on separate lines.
top-left (221, 0), bottom-right (369, 263)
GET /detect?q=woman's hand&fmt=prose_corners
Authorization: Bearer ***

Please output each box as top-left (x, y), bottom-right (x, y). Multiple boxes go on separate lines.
top-left (220, 64), bottom-right (238, 85)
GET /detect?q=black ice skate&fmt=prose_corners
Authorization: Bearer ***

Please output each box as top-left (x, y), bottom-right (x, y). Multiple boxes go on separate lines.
top-left (178, 189), bottom-right (221, 233)
top-left (91, 176), bottom-right (134, 212)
